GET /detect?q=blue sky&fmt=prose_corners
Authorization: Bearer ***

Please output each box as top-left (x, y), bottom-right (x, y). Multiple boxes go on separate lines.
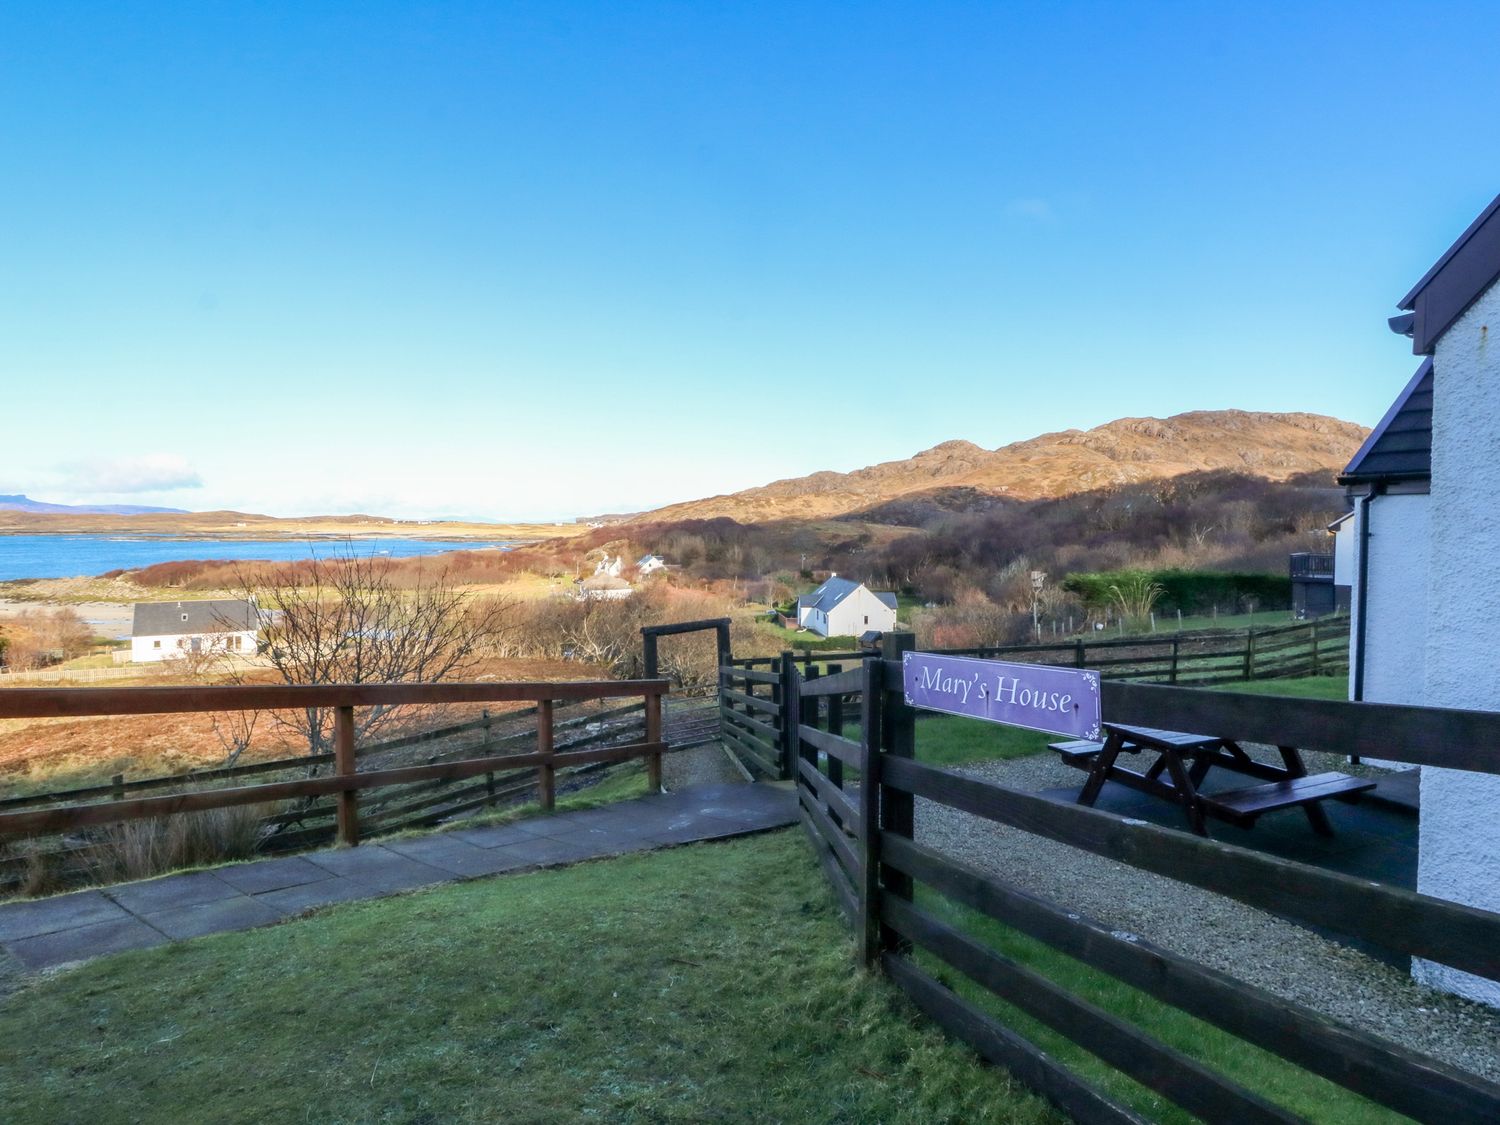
top-left (0, 2), bottom-right (1493, 521)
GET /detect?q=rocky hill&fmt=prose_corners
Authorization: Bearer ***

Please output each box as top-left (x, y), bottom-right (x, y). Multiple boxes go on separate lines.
top-left (635, 410), bottom-right (1368, 525)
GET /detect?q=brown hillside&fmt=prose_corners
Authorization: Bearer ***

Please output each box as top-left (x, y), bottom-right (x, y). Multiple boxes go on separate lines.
top-left (636, 410), bottom-right (1368, 524)
top-left (0, 509), bottom-right (577, 542)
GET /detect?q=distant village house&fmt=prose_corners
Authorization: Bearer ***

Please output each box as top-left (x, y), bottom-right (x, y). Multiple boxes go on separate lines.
top-left (578, 575), bottom-right (633, 601)
top-left (130, 599), bottom-right (261, 663)
top-left (796, 575), bottom-right (898, 638)
top-left (636, 554), bottom-right (666, 576)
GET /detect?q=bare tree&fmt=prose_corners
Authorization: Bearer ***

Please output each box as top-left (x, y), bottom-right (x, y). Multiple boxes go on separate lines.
top-left (226, 549), bottom-right (513, 759)
top-left (0, 607), bottom-right (95, 670)
top-left (211, 708), bottom-right (262, 768)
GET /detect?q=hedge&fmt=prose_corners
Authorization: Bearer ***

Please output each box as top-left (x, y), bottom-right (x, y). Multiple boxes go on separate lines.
top-left (1061, 569), bottom-right (1292, 614)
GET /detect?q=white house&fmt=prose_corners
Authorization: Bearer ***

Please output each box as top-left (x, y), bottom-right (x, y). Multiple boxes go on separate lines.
top-left (1347, 192), bottom-right (1500, 1005)
top-left (130, 599), bottom-right (261, 663)
top-left (593, 554), bottom-right (624, 578)
top-left (578, 575), bottom-right (633, 601)
top-left (636, 554), bottom-right (666, 576)
top-left (795, 576), bottom-right (898, 638)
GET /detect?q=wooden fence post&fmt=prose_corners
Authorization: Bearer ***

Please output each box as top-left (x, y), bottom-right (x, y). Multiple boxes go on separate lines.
top-left (642, 633), bottom-right (659, 680)
top-left (1244, 629), bottom-right (1257, 681)
top-left (826, 663), bottom-right (845, 801)
top-left (715, 621), bottom-right (731, 672)
top-left (856, 655), bottom-right (884, 967)
top-left (801, 664), bottom-right (821, 809)
top-left (335, 704), bottom-right (359, 846)
top-left (110, 773), bottom-right (125, 801)
top-left (879, 632), bottom-right (917, 955)
top-left (778, 650), bottom-right (797, 780)
top-left (1170, 637), bottom-right (1180, 685)
top-left (537, 699), bottom-right (556, 810)
top-left (1310, 619), bottom-right (1322, 676)
top-left (1074, 638), bottom-right (1086, 668)
top-left (645, 691), bottom-right (663, 792)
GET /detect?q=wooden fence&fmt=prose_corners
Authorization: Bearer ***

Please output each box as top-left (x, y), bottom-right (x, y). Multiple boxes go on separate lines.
top-left (929, 616), bottom-right (1349, 686)
top-left (790, 641), bottom-right (1500, 1123)
top-left (718, 659), bottom-right (788, 780)
top-left (0, 680), bottom-right (670, 856)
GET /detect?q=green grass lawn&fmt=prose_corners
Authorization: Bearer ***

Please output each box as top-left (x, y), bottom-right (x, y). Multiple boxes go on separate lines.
top-left (1111, 609), bottom-right (1347, 637)
top-left (918, 894), bottom-right (1402, 1124)
top-left (754, 619), bottom-right (862, 651)
top-left (915, 715), bottom-right (1053, 766)
top-left (1211, 675), bottom-right (1347, 700)
top-left (0, 830), bottom-right (1057, 1125)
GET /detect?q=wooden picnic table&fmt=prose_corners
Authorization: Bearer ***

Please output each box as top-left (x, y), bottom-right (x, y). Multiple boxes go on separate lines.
top-left (1051, 722), bottom-right (1374, 836)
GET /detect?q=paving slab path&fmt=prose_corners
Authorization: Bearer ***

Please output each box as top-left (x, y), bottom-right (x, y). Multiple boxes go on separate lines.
top-left (0, 781), bottom-right (796, 972)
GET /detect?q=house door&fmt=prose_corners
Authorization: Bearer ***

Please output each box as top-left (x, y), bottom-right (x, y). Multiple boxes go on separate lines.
top-left (190, 638), bottom-right (202, 654)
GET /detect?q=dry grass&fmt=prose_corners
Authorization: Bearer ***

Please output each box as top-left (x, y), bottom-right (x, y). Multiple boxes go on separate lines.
top-left (91, 805), bottom-right (268, 883)
top-left (0, 655), bottom-right (615, 799)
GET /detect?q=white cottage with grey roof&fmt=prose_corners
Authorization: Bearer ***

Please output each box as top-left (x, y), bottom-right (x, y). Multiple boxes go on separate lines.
top-left (796, 576), bottom-right (898, 638)
top-left (130, 599), bottom-right (261, 663)
top-left (1356, 192), bottom-right (1500, 1005)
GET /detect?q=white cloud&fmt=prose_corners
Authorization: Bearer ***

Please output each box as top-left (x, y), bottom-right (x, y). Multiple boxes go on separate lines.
top-left (56, 453), bottom-right (203, 495)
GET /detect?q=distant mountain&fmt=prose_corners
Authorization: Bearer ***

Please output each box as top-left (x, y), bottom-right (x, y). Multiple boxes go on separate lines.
top-left (0, 494), bottom-right (188, 516)
top-left (631, 410), bottom-right (1370, 525)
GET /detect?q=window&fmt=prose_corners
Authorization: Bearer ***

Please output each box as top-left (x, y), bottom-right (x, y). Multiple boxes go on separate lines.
top-left (181, 613), bottom-right (189, 622)
top-left (152, 640), bottom-right (161, 649)
top-left (864, 616), bottom-right (868, 625)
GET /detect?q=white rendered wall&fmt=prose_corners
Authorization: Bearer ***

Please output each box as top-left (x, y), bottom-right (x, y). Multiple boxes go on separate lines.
top-left (827, 588), bottom-right (897, 637)
top-left (1416, 279), bottom-right (1500, 1005)
top-left (130, 631), bottom-right (256, 663)
top-left (1332, 518), bottom-right (1354, 587)
top-left (1347, 494), bottom-right (1428, 770)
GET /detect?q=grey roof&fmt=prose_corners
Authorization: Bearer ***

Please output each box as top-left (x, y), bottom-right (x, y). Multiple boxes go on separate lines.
top-left (798, 577), bottom-right (897, 615)
top-left (1395, 194), bottom-right (1500, 355)
top-left (132, 599), bottom-right (259, 638)
top-left (1339, 359), bottom-right (1433, 484)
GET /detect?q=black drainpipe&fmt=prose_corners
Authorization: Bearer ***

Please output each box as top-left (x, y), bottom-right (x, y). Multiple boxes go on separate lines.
top-left (1349, 488), bottom-right (1380, 767)
top-left (1352, 490), bottom-right (1373, 702)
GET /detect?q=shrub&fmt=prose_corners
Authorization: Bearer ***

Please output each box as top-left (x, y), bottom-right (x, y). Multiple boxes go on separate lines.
top-left (1063, 569), bottom-right (1292, 614)
top-left (91, 804), bottom-right (268, 884)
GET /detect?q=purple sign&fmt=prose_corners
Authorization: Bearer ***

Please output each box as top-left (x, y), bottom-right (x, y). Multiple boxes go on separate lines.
top-left (902, 652), bottom-right (1101, 740)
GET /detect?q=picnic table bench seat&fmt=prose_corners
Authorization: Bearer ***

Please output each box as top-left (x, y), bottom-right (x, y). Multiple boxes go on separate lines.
top-left (1049, 738), bottom-right (1106, 767)
top-left (1199, 771), bottom-right (1375, 828)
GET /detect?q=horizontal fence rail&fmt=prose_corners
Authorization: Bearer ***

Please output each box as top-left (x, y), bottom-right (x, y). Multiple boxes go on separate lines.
top-left (718, 657), bottom-right (791, 780)
top-left (0, 678), bottom-right (666, 719)
top-left (926, 616), bottom-right (1349, 686)
top-left (0, 679), bottom-right (671, 853)
top-left (782, 636), bottom-right (1500, 1125)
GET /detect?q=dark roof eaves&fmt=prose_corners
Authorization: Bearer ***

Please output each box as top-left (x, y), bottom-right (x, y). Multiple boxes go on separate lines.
top-left (1341, 359), bottom-right (1433, 482)
top-left (1336, 468), bottom-right (1431, 486)
top-left (1399, 194), bottom-right (1500, 310)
